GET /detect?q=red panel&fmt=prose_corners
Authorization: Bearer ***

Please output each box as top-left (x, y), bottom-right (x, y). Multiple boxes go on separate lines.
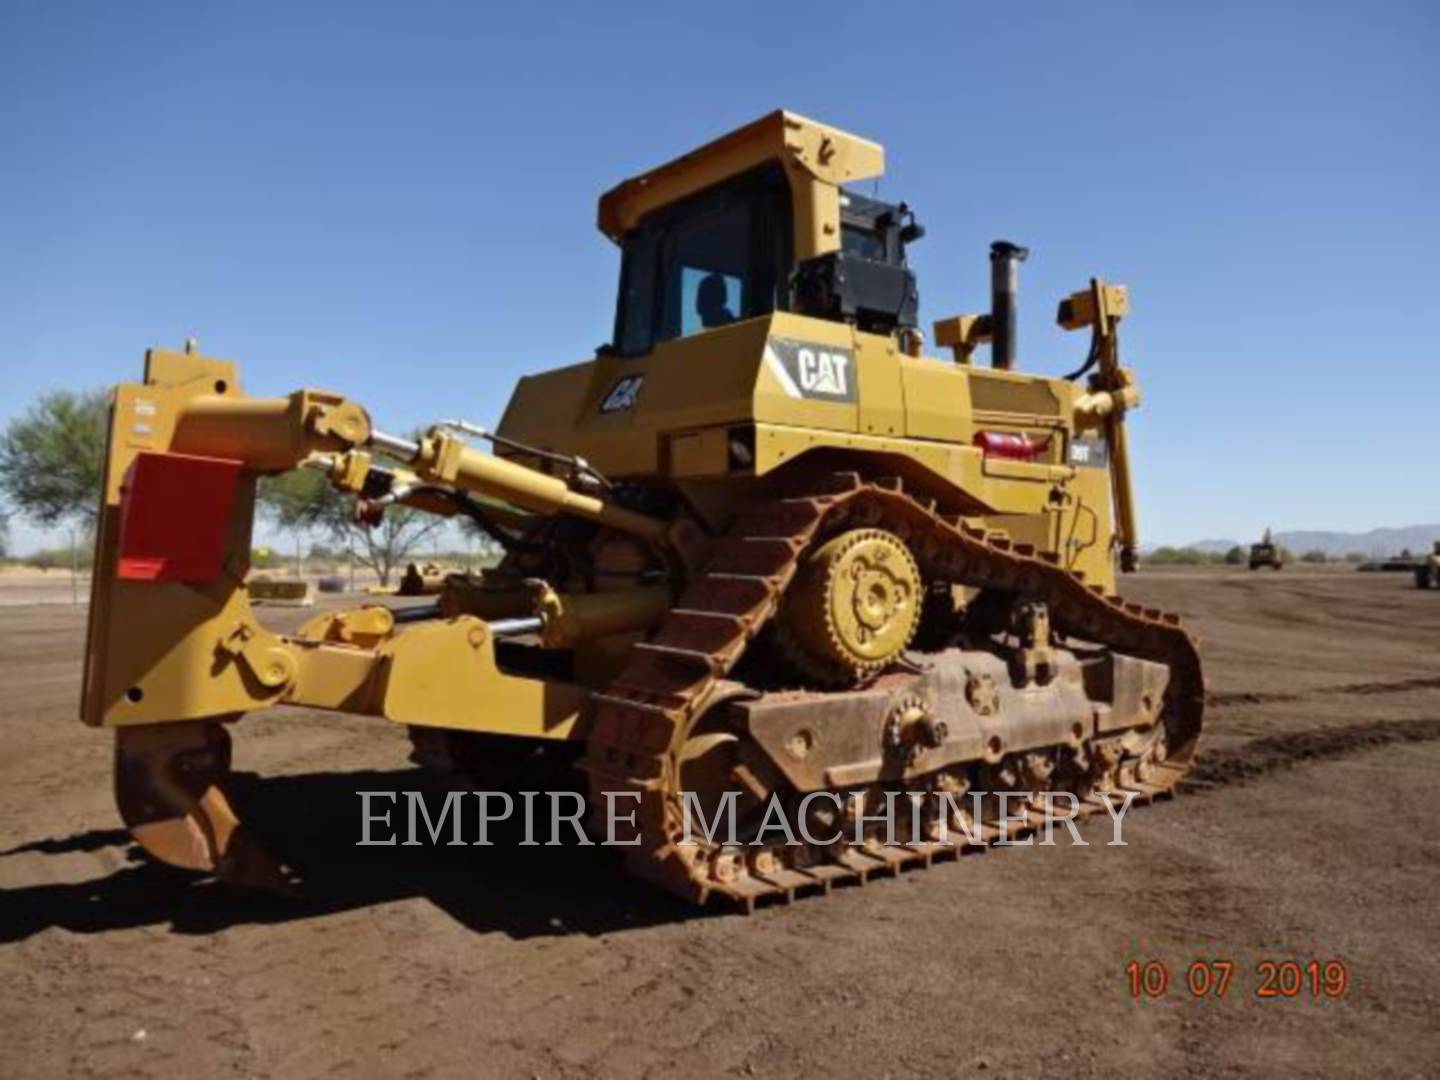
top-left (116, 452), bottom-right (243, 583)
top-left (974, 431), bottom-right (1051, 462)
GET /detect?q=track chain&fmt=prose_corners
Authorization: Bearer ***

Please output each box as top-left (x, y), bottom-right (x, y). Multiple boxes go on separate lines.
top-left (581, 473), bottom-right (1204, 910)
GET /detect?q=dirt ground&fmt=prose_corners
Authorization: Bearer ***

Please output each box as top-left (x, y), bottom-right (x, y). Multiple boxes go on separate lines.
top-left (2, 567), bottom-right (1438, 1078)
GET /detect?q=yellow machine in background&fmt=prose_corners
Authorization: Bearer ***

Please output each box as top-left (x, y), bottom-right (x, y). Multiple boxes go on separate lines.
top-left (1249, 529), bottom-right (1285, 571)
top-left (1416, 542), bottom-right (1440, 589)
top-left (83, 111), bottom-right (1202, 907)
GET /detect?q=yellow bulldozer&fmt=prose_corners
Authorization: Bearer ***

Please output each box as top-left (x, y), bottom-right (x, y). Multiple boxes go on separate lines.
top-left (82, 111), bottom-right (1202, 908)
top-left (1416, 542), bottom-right (1440, 589)
top-left (1249, 529), bottom-right (1284, 571)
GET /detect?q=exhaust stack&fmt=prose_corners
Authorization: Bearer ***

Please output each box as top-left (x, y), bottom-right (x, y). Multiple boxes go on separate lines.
top-left (989, 240), bottom-right (1029, 370)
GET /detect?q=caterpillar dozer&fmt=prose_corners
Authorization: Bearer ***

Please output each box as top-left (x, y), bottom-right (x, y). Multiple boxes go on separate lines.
top-left (1249, 529), bottom-right (1284, 571)
top-left (1416, 542), bottom-right (1440, 589)
top-left (83, 110), bottom-right (1203, 909)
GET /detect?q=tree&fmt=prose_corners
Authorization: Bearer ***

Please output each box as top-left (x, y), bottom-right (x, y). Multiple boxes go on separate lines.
top-left (1224, 545), bottom-right (1245, 565)
top-left (1299, 549), bottom-right (1329, 564)
top-left (251, 546), bottom-right (283, 570)
top-left (258, 467), bottom-right (442, 587)
top-left (0, 389), bottom-right (108, 532)
top-left (1146, 546), bottom-right (1208, 566)
top-left (458, 515), bottom-right (507, 568)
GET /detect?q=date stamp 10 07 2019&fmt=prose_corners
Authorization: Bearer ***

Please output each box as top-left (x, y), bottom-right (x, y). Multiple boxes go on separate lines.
top-left (1125, 958), bottom-right (1350, 1003)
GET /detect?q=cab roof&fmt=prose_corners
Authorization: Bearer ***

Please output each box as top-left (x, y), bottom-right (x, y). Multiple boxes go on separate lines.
top-left (597, 109), bottom-right (885, 243)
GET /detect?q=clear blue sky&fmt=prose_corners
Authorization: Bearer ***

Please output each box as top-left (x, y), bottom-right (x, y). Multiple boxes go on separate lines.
top-left (2, 0), bottom-right (1436, 552)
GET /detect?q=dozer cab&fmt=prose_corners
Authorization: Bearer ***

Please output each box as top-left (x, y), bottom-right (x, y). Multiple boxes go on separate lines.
top-left (83, 111), bottom-right (1202, 908)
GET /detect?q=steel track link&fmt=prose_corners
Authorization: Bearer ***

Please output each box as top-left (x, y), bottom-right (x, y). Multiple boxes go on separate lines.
top-left (581, 472), bottom-right (1205, 911)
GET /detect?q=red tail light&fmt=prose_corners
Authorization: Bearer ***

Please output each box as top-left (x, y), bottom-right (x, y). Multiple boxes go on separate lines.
top-left (116, 452), bottom-right (242, 582)
top-left (974, 431), bottom-right (1050, 462)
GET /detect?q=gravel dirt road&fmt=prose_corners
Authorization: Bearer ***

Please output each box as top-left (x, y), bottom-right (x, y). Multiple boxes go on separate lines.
top-left (2, 567), bottom-right (1438, 1078)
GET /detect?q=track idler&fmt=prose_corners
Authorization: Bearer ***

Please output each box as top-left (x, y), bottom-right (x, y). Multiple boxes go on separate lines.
top-left (115, 720), bottom-right (295, 892)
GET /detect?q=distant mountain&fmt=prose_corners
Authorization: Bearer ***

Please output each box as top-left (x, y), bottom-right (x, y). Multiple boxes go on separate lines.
top-left (1178, 525), bottom-right (1440, 558)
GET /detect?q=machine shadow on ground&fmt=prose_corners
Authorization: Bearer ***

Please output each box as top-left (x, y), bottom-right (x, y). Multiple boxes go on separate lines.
top-left (0, 767), bottom-right (715, 944)
top-left (9, 704), bottom-right (1440, 948)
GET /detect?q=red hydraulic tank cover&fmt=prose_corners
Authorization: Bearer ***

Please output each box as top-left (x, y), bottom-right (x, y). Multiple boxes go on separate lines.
top-left (974, 430), bottom-right (1049, 462)
top-left (116, 451), bottom-right (243, 582)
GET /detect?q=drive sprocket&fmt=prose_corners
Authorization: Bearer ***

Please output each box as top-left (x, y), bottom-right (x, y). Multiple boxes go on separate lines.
top-left (777, 527), bottom-right (922, 685)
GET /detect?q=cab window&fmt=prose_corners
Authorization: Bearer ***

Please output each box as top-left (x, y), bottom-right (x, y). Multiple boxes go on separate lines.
top-left (614, 164), bottom-right (791, 357)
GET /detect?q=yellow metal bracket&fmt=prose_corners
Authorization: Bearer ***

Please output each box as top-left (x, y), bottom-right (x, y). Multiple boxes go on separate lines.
top-left (219, 624), bottom-right (298, 691)
top-left (1057, 281), bottom-right (1129, 331)
top-left (378, 617), bottom-right (585, 740)
top-left (327, 449), bottom-right (373, 493)
top-left (296, 605), bottom-right (397, 648)
top-left (933, 314), bottom-right (992, 365)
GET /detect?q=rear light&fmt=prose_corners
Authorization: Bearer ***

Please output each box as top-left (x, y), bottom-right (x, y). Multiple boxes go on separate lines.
top-left (727, 425), bottom-right (755, 471)
top-left (974, 431), bottom-right (1050, 462)
top-left (116, 452), bottom-right (243, 583)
